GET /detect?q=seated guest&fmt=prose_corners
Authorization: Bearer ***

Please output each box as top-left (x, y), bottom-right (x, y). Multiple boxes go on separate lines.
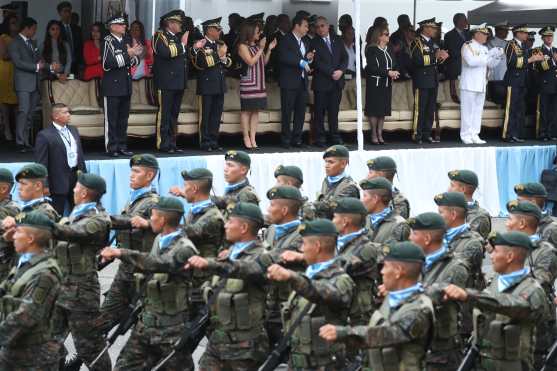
top-left (237, 17), bottom-right (276, 150)
top-left (365, 25), bottom-right (400, 144)
top-left (41, 20), bottom-right (72, 81)
top-left (129, 20), bottom-right (153, 79)
top-left (57, 1), bottom-right (82, 75)
top-left (82, 22), bottom-right (104, 81)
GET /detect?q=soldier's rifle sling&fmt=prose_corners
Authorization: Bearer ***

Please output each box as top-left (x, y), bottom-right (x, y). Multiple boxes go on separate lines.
top-left (542, 338), bottom-right (557, 371)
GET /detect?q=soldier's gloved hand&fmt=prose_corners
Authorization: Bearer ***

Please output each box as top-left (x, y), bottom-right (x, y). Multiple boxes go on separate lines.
top-left (443, 284), bottom-right (468, 302)
top-left (130, 216), bottom-right (149, 229)
top-left (2, 216), bottom-right (15, 231)
top-left (267, 264), bottom-right (292, 282)
top-left (319, 324), bottom-right (338, 342)
top-left (185, 256), bottom-right (209, 270)
top-left (100, 247), bottom-right (121, 263)
top-left (281, 250), bottom-right (304, 263)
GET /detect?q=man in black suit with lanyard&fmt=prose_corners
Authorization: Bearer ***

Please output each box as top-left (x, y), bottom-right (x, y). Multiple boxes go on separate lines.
top-left (101, 14), bottom-right (142, 157)
top-left (278, 14), bottom-right (314, 149)
top-left (310, 16), bottom-right (348, 147)
top-left (34, 103), bottom-right (86, 215)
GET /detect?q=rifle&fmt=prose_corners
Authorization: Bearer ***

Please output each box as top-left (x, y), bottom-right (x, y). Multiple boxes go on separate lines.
top-left (542, 339), bottom-right (557, 371)
top-left (258, 301), bottom-right (315, 371)
top-left (345, 354), bottom-right (363, 371)
top-left (456, 339), bottom-right (479, 371)
top-left (62, 355), bottom-right (82, 371)
top-left (96, 232), bottom-right (118, 271)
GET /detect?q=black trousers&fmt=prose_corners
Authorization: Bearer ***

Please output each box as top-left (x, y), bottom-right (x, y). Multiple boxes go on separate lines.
top-left (488, 81), bottom-right (507, 106)
top-left (199, 94), bottom-right (224, 148)
top-left (51, 168), bottom-right (78, 215)
top-left (503, 86), bottom-right (526, 139)
top-left (538, 92), bottom-right (557, 138)
top-left (413, 87), bottom-right (437, 140)
top-left (104, 95), bottom-right (131, 153)
top-left (156, 89), bottom-right (184, 150)
top-left (314, 88), bottom-right (342, 144)
top-left (280, 79), bottom-right (307, 146)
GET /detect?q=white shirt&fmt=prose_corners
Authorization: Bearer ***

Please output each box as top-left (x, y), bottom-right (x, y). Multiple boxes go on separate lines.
top-left (345, 43), bottom-right (356, 71)
top-left (420, 34), bottom-right (431, 43)
top-left (53, 122), bottom-right (78, 168)
top-left (487, 36), bottom-right (508, 81)
top-left (293, 32), bottom-right (306, 78)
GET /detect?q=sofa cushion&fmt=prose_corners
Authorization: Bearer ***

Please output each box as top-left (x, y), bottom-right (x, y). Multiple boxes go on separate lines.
top-left (178, 111), bottom-right (198, 124)
top-left (51, 79), bottom-right (98, 108)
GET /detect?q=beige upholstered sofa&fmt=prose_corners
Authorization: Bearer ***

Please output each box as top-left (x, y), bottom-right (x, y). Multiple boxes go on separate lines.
top-left (42, 77), bottom-right (504, 139)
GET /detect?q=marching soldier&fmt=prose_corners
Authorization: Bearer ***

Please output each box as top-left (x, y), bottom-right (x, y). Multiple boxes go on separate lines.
top-left (447, 169), bottom-right (492, 238)
top-left (304, 145), bottom-right (360, 220)
top-left (502, 24), bottom-right (544, 142)
top-left (97, 154), bottom-right (159, 333)
top-left (442, 232), bottom-right (548, 371)
top-left (0, 168), bottom-right (20, 281)
top-left (360, 177), bottom-right (410, 244)
top-left (366, 156), bottom-right (410, 219)
top-left (319, 241), bottom-right (434, 371)
top-left (190, 17), bottom-right (232, 151)
top-left (267, 218), bottom-right (355, 370)
top-left (0, 211), bottom-right (62, 370)
top-left (101, 14), bottom-right (142, 157)
top-left (274, 165), bottom-right (304, 189)
top-left (50, 173), bottom-right (111, 371)
top-left (514, 182), bottom-right (557, 246)
top-left (10, 164), bottom-right (59, 222)
top-left (410, 18), bottom-right (448, 144)
top-left (100, 197), bottom-right (199, 371)
top-left (408, 212), bottom-right (470, 371)
top-left (534, 26), bottom-right (557, 141)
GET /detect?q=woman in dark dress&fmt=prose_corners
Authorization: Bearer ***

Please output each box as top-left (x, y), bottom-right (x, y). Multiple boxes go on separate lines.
top-left (365, 25), bottom-right (400, 144)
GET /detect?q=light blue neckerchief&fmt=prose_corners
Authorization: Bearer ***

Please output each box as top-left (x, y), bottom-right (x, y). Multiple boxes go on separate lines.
top-left (190, 199), bottom-right (214, 215)
top-left (388, 282), bottom-right (424, 309)
top-left (327, 172), bottom-right (346, 185)
top-left (159, 230), bottom-right (182, 250)
top-left (443, 223), bottom-right (470, 249)
top-left (369, 207), bottom-right (392, 230)
top-left (224, 179), bottom-right (248, 194)
top-left (17, 253), bottom-right (34, 268)
top-left (305, 258), bottom-right (336, 279)
top-left (541, 209), bottom-right (550, 218)
top-left (273, 219), bottom-right (301, 241)
top-left (229, 240), bottom-right (256, 261)
top-left (130, 186), bottom-right (152, 204)
top-left (337, 228), bottom-right (366, 253)
top-left (497, 267), bottom-right (530, 292)
top-left (467, 200), bottom-right (477, 208)
top-left (21, 197), bottom-right (52, 211)
top-left (529, 234), bottom-right (541, 243)
top-left (70, 202), bottom-right (97, 219)
top-left (424, 245), bottom-right (448, 272)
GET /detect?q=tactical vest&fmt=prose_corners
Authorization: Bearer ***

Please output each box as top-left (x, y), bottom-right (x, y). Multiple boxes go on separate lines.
top-left (186, 206), bottom-right (224, 258)
top-left (117, 193), bottom-right (158, 254)
top-left (0, 258), bottom-right (61, 346)
top-left (366, 294), bottom-right (433, 371)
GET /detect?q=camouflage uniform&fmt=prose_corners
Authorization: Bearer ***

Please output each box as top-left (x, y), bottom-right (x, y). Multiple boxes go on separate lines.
top-left (538, 212), bottom-right (557, 246)
top-left (304, 176), bottom-right (360, 220)
top-left (466, 200), bottom-right (492, 239)
top-left (0, 253), bottom-right (62, 371)
top-left (211, 180), bottom-right (259, 220)
top-left (392, 188), bottom-right (410, 219)
top-left (366, 210), bottom-right (410, 244)
top-left (114, 231), bottom-right (198, 371)
top-left (0, 198), bottom-right (20, 281)
top-left (97, 189), bottom-right (159, 332)
top-left (51, 205), bottom-right (112, 371)
top-left (20, 198), bottom-right (60, 223)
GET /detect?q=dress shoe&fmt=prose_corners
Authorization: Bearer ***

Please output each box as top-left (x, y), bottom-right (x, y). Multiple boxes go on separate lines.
top-left (280, 143), bottom-right (291, 149)
top-left (119, 149), bottom-right (134, 156)
top-left (425, 137), bottom-right (440, 143)
top-left (551, 137), bottom-right (557, 141)
top-left (107, 151), bottom-right (119, 157)
top-left (211, 145), bottom-right (223, 152)
top-left (173, 148), bottom-right (185, 153)
top-left (17, 145), bottom-right (27, 153)
top-left (502, 137), bottom-right (513, 143)
top-left (510, 137), bottom-right (525, 143)
top-left (461, 137), bottom-right (474, 145)
top-left (472, 136), bottom-right (486, 144)
top-left (413, 138), bottom-right (422, 144)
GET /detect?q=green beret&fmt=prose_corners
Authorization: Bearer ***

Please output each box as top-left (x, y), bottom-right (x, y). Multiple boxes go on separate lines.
top-left (383, 241), bottom-right (425, 263)
top-left (333, 197), bottom-right (368, 215)
top-left (266, 186), bottom-right (303, 201)
top-left (514, 182), bottom-right (548, 198)
top-left (130, 154), bottom-right (159, 169)
top-left (367, 156), bottom-right (397, 171)
top-left (359, 177), bottom-right (393, 194)
top-left (322, 145), bottom-right (349, 159)
top-left (0, 168), bottom-right (14, 184)
top-left (274, 165), bottom-right (303, 184)
top-left (229, 202), bottom-right (264, 225)
top-left (298, 218), bottom-right (338, 236)
top-left (448, 169), bottom-right (478, 188)
top-left (181, 168), bottom-right (213, 181)
top-left (15, 211), bottom-right (53, 231)
top-left (225, 150), bottom-right (251, 167)
top-left (153, 196), bottom-right (185, 214)
top-left (77, 172), bottom-right (106, 195)
top-left (434, 192), bottom-right (467, 209)
top-left (15, 163), bottom-right (48, 181)
top-left (506, 199), bottom-right (542, 220)
top-left (489, 231), bottom-right (533, 250)
top-left (408, 212), bottom-right (446, 230)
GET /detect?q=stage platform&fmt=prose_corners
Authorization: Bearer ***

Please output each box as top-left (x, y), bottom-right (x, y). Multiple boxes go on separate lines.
top-left (1, 137), bottom-right (555, 217)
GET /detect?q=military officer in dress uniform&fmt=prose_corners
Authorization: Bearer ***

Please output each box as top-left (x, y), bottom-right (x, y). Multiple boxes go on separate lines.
top-left (534, 27), bottom-right (557, 141)
top-left (153, 10), bottom-right (189, 153)
top-left (190, 17), bottom-right (232, 152)
top-left (502, 24), bottom-right (544, 142)
top-left (514, 182), bottom-right (557, 246)
top-left (366, 156), bottom-right (410, 219)
top-left (459, 24), bottom-right (504, 144)
top-left (410, 18), bottom-right (448, 144)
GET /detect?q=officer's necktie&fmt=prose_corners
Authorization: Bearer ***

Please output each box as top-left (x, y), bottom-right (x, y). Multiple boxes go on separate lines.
top-left (65, 24), bottom-right (73, 52)
top-left (325, 37), bottom-right (332, 54)
top-left (25, 39), bottom-right (34, 52)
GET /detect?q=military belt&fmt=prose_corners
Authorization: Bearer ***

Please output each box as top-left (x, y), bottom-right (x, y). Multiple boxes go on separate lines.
top-left (141, 311), bottom-right (187, 327)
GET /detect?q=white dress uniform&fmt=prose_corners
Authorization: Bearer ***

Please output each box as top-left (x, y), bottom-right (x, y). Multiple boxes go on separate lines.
top-left (460, 39), bottom-right (504, 143)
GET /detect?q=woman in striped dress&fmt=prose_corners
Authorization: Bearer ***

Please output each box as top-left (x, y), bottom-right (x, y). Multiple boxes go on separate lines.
top-left (237, 20), bottom-right (276, 149)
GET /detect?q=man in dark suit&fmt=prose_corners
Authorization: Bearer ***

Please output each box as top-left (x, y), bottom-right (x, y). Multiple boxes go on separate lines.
top-left (269, 14), bottom-right (291, 81)
top-left (278, 14), bottom-right (314, 148)
top-left (57, 1), bottom-right (83, 75)
top-left (443, 13), bottom-right (470, 103)
top-left (534, 27), bottom-right (557, 141)
top-left (35, 103), bottom-right (86, 215)
top-left (310, 16), bottom-right (348, 146)
top-left (101, 14), bottom-right (142, 157)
